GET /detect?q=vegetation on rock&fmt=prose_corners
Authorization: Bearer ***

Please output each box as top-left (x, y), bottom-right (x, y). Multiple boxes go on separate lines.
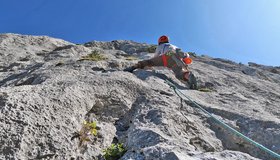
top-left (78, 121), bottom-right (98, 146)
top-left (80, 50), bottom-right (107, 61)
top-left (103, 143), bottom-right (127, 160)
top-left (146, 45), bottom-right (157, 53)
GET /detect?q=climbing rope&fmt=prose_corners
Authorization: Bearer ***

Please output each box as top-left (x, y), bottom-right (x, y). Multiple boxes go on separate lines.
top-left (164, 79), bottom-right (280, 159)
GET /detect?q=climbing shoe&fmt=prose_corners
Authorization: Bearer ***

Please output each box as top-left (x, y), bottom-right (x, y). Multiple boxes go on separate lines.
top-left (123, 66), bottom-right (137, 73)
top-left (187, 72), bottom-right (198, 90)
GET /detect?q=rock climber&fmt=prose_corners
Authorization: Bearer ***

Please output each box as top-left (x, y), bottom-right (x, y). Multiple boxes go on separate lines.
top-left (124, 35), bottom-right (197, 89)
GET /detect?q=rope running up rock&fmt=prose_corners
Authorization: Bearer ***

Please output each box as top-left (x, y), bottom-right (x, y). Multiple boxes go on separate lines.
top-left (164, 79), bottom-right (280, 160)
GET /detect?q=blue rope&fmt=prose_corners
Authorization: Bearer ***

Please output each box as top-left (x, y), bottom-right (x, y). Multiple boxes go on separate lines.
top-left (164, 79), bottom-right (280, 159)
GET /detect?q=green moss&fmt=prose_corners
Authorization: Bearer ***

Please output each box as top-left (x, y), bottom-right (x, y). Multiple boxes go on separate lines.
top-left (198, 88), bottom-right (213, 92)
top-left (80, 50), bottom-right (107, 61)
top-left (125, 56), bottom-right (138, 61)
top-left (103, 143), bottom-right (127, 160)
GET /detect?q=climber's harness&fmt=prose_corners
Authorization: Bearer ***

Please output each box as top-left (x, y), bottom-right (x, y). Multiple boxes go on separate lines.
top-left (161, 44), bottom-right (188, 68)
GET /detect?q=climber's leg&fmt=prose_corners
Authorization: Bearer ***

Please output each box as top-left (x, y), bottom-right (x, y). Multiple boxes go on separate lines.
top-left (124, 56), bottom-right (164, 72)
top-left (171, 66), bottom-right (197, 89)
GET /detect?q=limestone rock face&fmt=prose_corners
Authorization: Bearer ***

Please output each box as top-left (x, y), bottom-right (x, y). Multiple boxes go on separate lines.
top-left (0, 33), bottom-right (279, 160)
top-left (84, 40), bottom-right (155, 54)
top-left (0, 33), bottom-right (71, 66)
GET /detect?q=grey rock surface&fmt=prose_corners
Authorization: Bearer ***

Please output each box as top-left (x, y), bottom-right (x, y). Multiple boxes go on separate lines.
top-left (0, 33), bottom-right (279, 160)
top-left (84, 40), bottom-right (156, 54)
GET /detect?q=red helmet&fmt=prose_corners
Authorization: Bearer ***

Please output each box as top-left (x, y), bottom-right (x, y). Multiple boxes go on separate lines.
top-left (158, 35), bottom-right (169, 44)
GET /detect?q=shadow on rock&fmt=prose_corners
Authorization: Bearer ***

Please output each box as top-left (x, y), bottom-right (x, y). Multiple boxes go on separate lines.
top-left (134, 70), bottom-right (188, 90)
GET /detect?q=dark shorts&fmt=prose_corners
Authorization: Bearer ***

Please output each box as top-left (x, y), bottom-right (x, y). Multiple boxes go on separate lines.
top-left (137, 55), bottom-right (189, 81)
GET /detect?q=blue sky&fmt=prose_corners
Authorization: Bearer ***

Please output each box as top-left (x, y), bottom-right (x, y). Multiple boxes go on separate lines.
top-left (1, 0), bottom-right (280, 66)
